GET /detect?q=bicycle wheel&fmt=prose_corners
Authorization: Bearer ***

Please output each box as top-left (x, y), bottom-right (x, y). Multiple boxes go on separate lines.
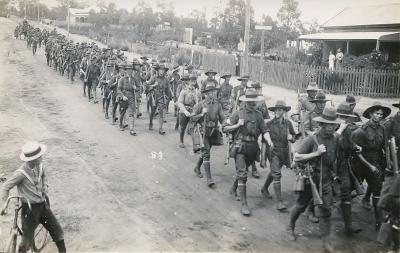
top-left (31, 225), bottom-right (50, 253)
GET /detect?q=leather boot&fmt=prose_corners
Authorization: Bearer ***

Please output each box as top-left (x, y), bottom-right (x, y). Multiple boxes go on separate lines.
top-left (158, 114), bottom-right (165, 135)
top-left (251, 162), bottom-right (260, 178)
top-left (287, 206), bottom-right (303, 241)
top-left (203, 161), bottom-right (215, 187)
top-left (261, 173), bottom-right (273, 199)
top-left (341, 202), bottom-right (362, 235)
top-left (320, 217), bottom-right (334, 253)
top-left (194, 157), bottom-right (203, 178)
top-left (129, 116), bottom-right (136, 135)
top-left (229, 178), bottom-right (240, 201)
top-left (372, 196), bottom-right (383, 230)
top-left (238, 183), bottom-right (250, 216)
top-left (273, 181), bottom-right (286, 211)
top-left (55, 239), bottom-right (67, 253)
top-left (362, 187), bottom-right (372, 210)
top-left (307, 204), bottom-right (319, 223)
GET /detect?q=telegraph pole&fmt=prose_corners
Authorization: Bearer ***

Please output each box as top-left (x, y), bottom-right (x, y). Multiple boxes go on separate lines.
top-left (37, 0), bottom-right (40, 22)
top-left (67, 0), bottom-right (70, 37)
top-left (243, 0), bottom-right (251, 76)
top-left (255, 25), bottom-right (272, 81)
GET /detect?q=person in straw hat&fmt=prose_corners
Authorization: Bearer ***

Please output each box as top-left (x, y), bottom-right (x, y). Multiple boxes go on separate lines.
top-left (288, 105), bottom-right (343, 253)
top-left (223, 88), bottom-right (273, 216)
top-left (260, 100), bottom-right (297, 211)
top-left (335, 102), bottom-right (363, 236)
top-left (1, 141), bottom-right (66, 253)
top-left (352, 102), bottom-right (391, 231)
top-left (191, 83), bottom-right (225, 188)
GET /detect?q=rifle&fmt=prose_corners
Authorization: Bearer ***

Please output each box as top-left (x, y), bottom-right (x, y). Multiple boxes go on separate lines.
top-left (347, 159), bottom-right (364, 196)
top-left (389, 136), bottom-right (399, 174)
top-left (224, 91), bottom-right (242, 165)
top-left (285, 112), bottom-right (293, 168)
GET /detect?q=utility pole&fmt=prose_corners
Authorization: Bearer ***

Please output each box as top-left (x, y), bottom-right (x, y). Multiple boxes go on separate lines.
top-left (243, 0), bottom-right (251, 76)
top-left (37, 0), bottom-right (40, 22)
top-left (67, 0), bottom-right (70, 37)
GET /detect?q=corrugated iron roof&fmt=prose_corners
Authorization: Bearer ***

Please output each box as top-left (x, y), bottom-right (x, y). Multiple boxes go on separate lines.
top-left (299, 31), bottom-right (400, 41)
top-left (322, 3), bottom-right (400, 27)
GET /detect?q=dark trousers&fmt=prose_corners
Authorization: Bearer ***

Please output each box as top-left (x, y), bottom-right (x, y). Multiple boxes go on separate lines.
top-left (19, 202), bottom-right (64, 249)
top-left (179, 113), bottom-right (190, 143)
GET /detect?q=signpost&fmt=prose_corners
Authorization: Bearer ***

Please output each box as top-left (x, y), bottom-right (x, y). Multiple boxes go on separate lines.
top-left (255, 25), bottom-right (272, 81)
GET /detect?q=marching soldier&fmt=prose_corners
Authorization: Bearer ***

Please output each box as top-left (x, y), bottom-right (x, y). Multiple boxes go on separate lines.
top-left (85, 56), bottom-right (101, 103)
top-left (218, 74), bottom-right (233, 117)
top-left (385, 100), bottom-right (400, 162)
top-left (352, 102), bottom-right (391, 230)
top-left (335, 102), bottom-right (363, 235)
top-left (287, 106), bottom-right (342, 253)
top-left (192, 83), bottom-right (225, 187)
top-left (111, 63), bottom-right (126, 125)
top-left (170, 65), bottom-right (181, 117)
top-left (117, 64), bottom-right (138, 135)
top-left (177, 75), bottom-right (199, 148)
top-left (345, 94), bottom-right (362, 122)
top-left (261, 100), bottom-right (296, 211)
top-left (231, 76), bottom-right (249, 110)
top-left (201, 69), bottom-right (219, 91)
top-left (132, 59), bottom-right (143, 118)
top-left (223, 88), bottom-right (273, 216)
top-left (146, 64), bottom-right (172, 135)
top-left (102, 63), bottom-right (118, 120)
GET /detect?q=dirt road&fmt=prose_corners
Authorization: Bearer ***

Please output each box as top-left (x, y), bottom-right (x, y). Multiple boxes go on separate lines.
top-left (0, 18), bottom-right (389, 252)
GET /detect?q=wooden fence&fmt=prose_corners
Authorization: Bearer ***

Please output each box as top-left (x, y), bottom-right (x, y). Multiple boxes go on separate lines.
top-left (201, 52), bottom-right (236, 76)
top-left (243, 57), bottom-right (400, 98)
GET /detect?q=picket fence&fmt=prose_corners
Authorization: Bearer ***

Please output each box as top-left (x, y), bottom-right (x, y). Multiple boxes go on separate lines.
top-left (243, 57), bottom-right (400, 98)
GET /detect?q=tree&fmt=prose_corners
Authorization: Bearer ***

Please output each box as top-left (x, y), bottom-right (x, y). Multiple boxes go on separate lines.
top-left (214, 0), bottom-right (254, 50)
top-left (134, 0), bottom-right (157, 44)
top-left (277, 0), bottom-right (302, 40)
top-left (0, 0), bottom-right (10, 17)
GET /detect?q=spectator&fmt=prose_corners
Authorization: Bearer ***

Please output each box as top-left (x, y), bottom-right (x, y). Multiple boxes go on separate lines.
top-left (336, 48), bottom-right (344, 69)
top-left (329, 50), bottom-right (335, 72)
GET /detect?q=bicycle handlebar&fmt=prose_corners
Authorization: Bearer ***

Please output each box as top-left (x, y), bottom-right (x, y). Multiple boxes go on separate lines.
top-left (1, 196), bottom-right (32, 214)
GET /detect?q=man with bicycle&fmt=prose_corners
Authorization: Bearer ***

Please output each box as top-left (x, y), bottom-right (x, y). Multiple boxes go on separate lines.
top-left (1, 141), bottom-right (66, 253)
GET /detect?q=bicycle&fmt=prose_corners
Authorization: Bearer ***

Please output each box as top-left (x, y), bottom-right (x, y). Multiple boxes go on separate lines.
top-left (1, 196), bottom-right (50, 253)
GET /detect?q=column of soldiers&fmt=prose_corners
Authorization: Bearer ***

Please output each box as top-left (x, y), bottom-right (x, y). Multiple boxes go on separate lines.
top-left (17, 22), bottom-right (399, 253)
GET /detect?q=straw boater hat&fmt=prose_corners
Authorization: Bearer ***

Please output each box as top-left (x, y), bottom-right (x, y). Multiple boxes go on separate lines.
top-left (221, 74), bottom-right (232, 79)
top-left (20, 141), bottom-right (47, 162)
top-left (204, 69), bottom-right (217, 76)
top-left (392, 101), bottom-right (400, 108)
top-left (306, 81), bottom-right (319, 91)
top-left (239, 88), bottom-right (264, 102)
top-left (238, 75), bottom-right (250, 81)
top-left (201, 83), bottom-right (219, 93)
top-left (345, 94), bottom-right (358, 105)
top-left (336, 103), bottom-right (358, 118)
top-left (269, 100), bottom-right (291, 112)
top-left (313, 106), bottom-right (343, 124)
top-left (310, 91), bottom-right (328, 103)
top-left (362, 102), bottom-right (391, 119)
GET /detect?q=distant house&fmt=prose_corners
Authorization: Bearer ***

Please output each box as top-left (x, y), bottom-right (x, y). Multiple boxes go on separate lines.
top-left (299, 3), bottom-right (400, 62)
top-left (67, 7), bottom-right (100, 25)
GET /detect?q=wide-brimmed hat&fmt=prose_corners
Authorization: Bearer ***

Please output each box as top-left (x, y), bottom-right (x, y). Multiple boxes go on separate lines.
top-left (392, 101), bottom-right (400, 108)
top-left (140, 56), bottom-right (149, 61)
top-left (306, 82), bottom-right (319, 91)
top-left (202, 83), bottom-right (219, 93)
top-left (345, 94), bottom-right (358, 105)
top-left (172, 65), bottom-right (180, 73)
top-left (336, 103), bottom-right (358, 118)
top-left (125, 64), bottom-right (134, 69)
top-left (181, 75), bottom-right (190, 81)
top-left (238, 75), bottom-right (250, 81)
top-left (269, 100), bottom-right (291, 112)
top-left (362, 102), bottom-right (391, 119)
top-left (239, 88), bottom-right (264, 102)
top-left (221, 74), bottom-right (232, 79)
top-left (155, 63), bottom-right (169, 71)
top-left (132, 59), bottom-right (142, 66)
top-left (310, 91), bottom-right (328, 103)
top-left (189, 74), bottom-right (198, 80)
top-left (20, 141), bottom-right (47, 162)
top-left (313, 106), bottom-right (343, 124)
top-left (204, 69), bottom-right (217, 76)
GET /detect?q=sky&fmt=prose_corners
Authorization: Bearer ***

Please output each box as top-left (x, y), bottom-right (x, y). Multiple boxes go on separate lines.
top-left (40, 0), bottom-right (400, 24)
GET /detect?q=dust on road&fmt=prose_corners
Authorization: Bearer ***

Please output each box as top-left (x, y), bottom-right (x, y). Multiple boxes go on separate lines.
top-left (0, 18), bottom-right (387, 252)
